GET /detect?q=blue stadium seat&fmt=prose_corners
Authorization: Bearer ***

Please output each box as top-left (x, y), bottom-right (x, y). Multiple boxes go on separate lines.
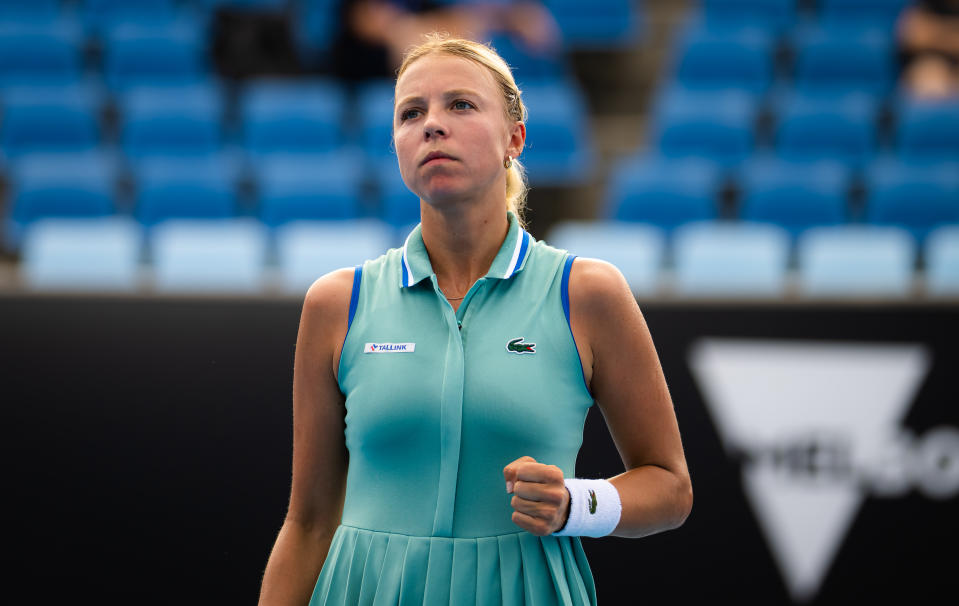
top-left (519, 81), bottom-right (595, 185)
top-left (103, 22), bottom-right (205, 90)
top-left (606, 156), bottom-right (721, 231)
top-left (241, 78), bottom-right (346, 156)
top-left (547, 221), bottom-right (665, 295)
top-left (546, 0), bottom-right (639, 48)
top-left (275, 220), bottom-right (394, 294)
top-left (819, 0), bottom-right (911, 28)
top-left (798, 225), bottom-right (916, 297)
top-left (738, 158), bottom-right (849, 237)
top-left (255, 152), bottom-right (364, 226)
top-left (0, 24), bottom-right (83, 87)
top-left (772, 93), bottom-right (878, 166)
top-left (0, 0), bottom-right (61, 21)
top-left (925, 225), bottom-right (959, 296)
top-left (865, 161), bottom-right (959, 242)
top-left (119, 85), bottom-right (222, 159)
top-left (695, 0), bottom-right (796, 32)
top-left (20, 217), bottom-right (143, 291)
top-left (1, 92), bottom-right (100, 157)
top-left (794, 29), bottom-right (894, 95)
top-left (83, 0), bottom-right (179, 34)
top-left (895, 95), bottom-right (959, 162)
top-left (150, 218), bottom-right (268, 293)
top-left (487, 33), bottom-right (567, 83)
top-left (135, 156), bottom-right (238, 225)
top-left (653, 90), bottom-right (757, 166)
top-left (673, 31), bottom-right (774, 94)
top-left (372, 158), bottom-right (419, 228)
top-left (6, 152), bottom-right (118, 247)
top-left (356, 80), bottom-right (396, 160)
top-left (672, 220), bottom-right (791, 297)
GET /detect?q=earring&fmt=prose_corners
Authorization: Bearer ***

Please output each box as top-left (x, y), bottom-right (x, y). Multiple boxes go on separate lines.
top-left (504, 156), bottom-right (512, 169)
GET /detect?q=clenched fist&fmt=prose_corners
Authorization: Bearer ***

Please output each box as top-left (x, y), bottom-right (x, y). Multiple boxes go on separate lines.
top-left (503, 456), bottom-right (570, 536)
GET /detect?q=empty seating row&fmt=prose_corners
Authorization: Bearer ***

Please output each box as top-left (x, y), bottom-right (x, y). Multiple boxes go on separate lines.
top-left (548, 220), bottom-right (959, 298)
top-left (606, 155), bottom-right (959, 242)
top-left (2, 151), bottom-right (421, 247)
top-left (21, 216), bottom-right (959, 298)
top-left (20, 216), bottom-right (396, 294)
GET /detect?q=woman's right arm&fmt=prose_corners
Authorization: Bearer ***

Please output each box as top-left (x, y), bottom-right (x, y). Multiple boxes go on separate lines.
top-left (257, 268), bottom-right (356, 606)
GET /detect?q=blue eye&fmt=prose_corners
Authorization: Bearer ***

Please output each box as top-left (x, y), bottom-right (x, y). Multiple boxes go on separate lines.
top-left (452, 100), bottom-right (474, 110)
top-left (399, 108), bottom-right (421, 121)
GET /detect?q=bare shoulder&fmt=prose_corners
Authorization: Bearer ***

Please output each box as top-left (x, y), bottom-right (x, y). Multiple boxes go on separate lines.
top-left (302, 267), bottom-right (357, 322)
top-left (567, 256), bottom-right (637, 316)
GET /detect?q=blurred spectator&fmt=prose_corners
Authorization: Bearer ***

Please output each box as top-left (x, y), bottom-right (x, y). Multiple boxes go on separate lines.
top-left (898, 0), bottom-right (959, 99)
top-left (331, 0), bottom-right (560, 80)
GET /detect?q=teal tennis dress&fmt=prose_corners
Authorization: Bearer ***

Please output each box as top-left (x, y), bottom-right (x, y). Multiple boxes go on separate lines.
top-left (310, 212), bottom-right (597, 605)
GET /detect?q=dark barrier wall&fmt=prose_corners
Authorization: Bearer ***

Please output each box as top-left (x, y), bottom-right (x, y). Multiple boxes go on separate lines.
top-left (3, 296), bottom-right (957, 604)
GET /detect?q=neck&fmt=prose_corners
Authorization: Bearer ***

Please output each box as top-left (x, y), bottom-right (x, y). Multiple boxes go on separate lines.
top-left (419, 198), bottom-right (510, 299)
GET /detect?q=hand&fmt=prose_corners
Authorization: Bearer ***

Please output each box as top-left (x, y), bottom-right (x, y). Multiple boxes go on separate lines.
top-left (503, 456), bottom-right (570, 536)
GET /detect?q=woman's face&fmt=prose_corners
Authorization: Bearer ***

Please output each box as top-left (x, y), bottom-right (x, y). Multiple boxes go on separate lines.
top-left (393, 53), bottom-right (524, 208)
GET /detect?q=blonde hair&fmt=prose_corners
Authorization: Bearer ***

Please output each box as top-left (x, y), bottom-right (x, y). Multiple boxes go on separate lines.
top-left (396, 33), bottom-right (529, 227)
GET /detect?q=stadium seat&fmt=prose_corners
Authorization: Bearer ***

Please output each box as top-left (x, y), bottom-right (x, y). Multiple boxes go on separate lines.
top-left (819, 0), bottom-right (911, 28)
top-left (356, 80), bottom-right (396, 160)
top-left (119, 84), bottom-right (223, 158)
top-left (20, 217), bottom-right (143, 291)
top-left (546, 0), bottom-right (640, 49)
top-left (241, 78), bottom-right (346, 156)
top-left (83, 0), bottom-right (178, 34)
top-left (275, 220), bottom-right (394, 294)
top-left (652, 90), bottom-right (757, 166)
top-left (673, 31), bottom-right (774, 94)
top-left (772, 93), bottom-right (878, 166)
top-left (865, 162), bottom-right (959, 242)
top-left (695, 0), bottom-right (796, 32)
top-left (486, 33), bottom-right (567, 83)
top-left (797, 225), bottom-right (916, 297)
top-left (606, 156), bottom-right (721, 231)
top-left (0, 24), bottom-right (83, 87)
top-left (739, 158), bottom-right (849, 237)
top-left (150, 218), bottom-right (268, 293)
top-left (793, 29), bottom-right (894, 95)
top-left (135, 156), bottom-right (238, 225)
top-left (0, 93), bottom-right (100, 157)
top-left (547, 221), bottom-right (665, 295)
top-left (925, 225), bottom-right (959, 296)
top-left (0, 0), bottom-right (61, 21)
top-left (255, 152), bottom-right (365, 226)
top-left (373, 158), bottom-right (420, 228)
top-left (519, 81), bottom-right (595, 185)
top-left (672, 220), bottom-right (790, 297)
top-left (103, 22), bottom-right (205, 90)
top-left (6, 152), bottom-right (118, 247)
top-left (895, 95), bottom-right (959, 162)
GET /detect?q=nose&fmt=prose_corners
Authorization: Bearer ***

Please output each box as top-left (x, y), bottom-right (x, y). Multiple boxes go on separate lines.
top-left (423, 113), bottom-right (447, 140)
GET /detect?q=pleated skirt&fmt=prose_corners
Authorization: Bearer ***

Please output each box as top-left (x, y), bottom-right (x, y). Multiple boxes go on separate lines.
top-left (309, 524), bottom-right (598, 606)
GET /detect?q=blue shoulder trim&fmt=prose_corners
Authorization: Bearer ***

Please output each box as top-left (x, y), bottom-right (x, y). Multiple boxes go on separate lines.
top-left (561, 254), bottom-right (575, 325)
top-left (347, 265), bottom-right (362, 334)
top-left (561, 254), bottom-right (592, 398)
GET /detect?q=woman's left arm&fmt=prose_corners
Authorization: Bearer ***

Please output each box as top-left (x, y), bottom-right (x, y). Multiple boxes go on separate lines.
top-left (570, 257), bottom-right (693, 538)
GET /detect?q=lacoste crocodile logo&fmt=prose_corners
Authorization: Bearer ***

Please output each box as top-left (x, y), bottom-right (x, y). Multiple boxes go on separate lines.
top-left (506, 337), bottom-right (536, 354)
top-left (588, 489), bottom-right (597, 514)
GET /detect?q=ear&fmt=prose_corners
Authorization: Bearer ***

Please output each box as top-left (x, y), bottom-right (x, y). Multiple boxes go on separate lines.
top-left (506, 121), bottom-right (525, 161)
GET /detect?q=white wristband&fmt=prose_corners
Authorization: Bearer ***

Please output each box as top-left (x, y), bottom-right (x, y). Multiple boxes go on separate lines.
top-left (552, 478), bottom-right (622, 538)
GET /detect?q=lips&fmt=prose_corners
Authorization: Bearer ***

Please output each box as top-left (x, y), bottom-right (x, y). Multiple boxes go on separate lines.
top-left (421, 151), bottom-right (456, 166)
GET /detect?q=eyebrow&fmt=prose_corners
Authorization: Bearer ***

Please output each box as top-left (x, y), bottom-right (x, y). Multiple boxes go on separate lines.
top-left (395, 88), bottom-right (484, 109)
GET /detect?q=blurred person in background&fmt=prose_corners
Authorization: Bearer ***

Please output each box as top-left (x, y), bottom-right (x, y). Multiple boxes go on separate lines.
top-left (257, 34), bottom-right (691, 605)
top-left (898, 0), bottom-right (959, 99)
top-left (331, 0), bottom-right (560, 80)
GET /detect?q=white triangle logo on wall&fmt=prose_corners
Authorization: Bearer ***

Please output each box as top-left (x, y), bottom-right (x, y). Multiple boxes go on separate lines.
top-left (688, 339), bottom-right (932, 603)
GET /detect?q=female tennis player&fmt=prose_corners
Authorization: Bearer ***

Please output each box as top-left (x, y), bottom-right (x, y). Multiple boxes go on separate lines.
top-left (258, 34), bottom-right (692, 606)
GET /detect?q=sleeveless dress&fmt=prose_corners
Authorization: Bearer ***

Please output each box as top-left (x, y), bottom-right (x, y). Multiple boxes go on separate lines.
top-left (310, 212), bottom-right (597, 605)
